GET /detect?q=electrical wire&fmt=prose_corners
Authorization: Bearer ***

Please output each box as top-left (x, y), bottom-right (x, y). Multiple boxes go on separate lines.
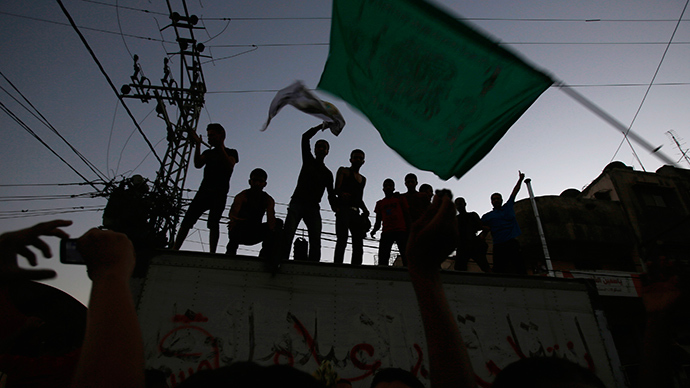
top-left (0, 72), bottom-right (108, 182)
top-left (0, 101), bottom-right (102, 190)
top-left (610, 0), bottom-right (690, 166)
top-left (0, 11), bottom-right (170, 43)
top-left (56, 0), bottom-right (163, 166)
top-left (77, 1), bottom-right (688, 23)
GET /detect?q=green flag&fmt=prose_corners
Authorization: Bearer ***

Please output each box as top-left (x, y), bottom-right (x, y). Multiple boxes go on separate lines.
top-left (318, 0), bottom-right (554, 180)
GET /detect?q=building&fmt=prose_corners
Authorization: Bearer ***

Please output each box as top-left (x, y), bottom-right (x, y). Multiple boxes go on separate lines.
top-left (514, 161), bottom-right (690, 273)
top-left (512, 161), bottom-right (690, 386)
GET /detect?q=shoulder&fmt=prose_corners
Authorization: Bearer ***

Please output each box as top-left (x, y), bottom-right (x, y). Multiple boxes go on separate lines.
top-left (234, 189), bottom-right (249, 201)
top-left (336, 166), bottom-right (349, 176)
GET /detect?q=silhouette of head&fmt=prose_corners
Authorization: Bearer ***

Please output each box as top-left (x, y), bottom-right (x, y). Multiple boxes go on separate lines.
top-left (370, 368), bottom-right (424, 388)
top-left (455, 197), bottom-right (466, 212)
top-left (206, 123), bottom-right (226, 147)
top-left (404, 173), bottom-right (418, 192)
top-left (491, 192), bottom-right (503, 209)
top-left (383, 178), bottom-right (395, 195)
top-left (492, 357), bottom-right (606, 388)
top-left (315, 139), bottom-right (330, 159)
top-left (249, 168), bottom-right (267, 190)
top-left (176, 361), bottom-right (325, 388)
top-left (350, 149), bottom-right (365, 168)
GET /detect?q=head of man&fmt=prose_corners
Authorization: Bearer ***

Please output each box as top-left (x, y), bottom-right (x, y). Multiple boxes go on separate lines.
top-left (419, 184), bottom-right (433, 202)
top-left (404, 173), bottom-right (418, 192)
top-left (314, 139), bottom-right (330, 159)
top-left (455, 197), bottom-right (466, 212)
top-left (206, 123), bottom-right (226, 148)
top-left (382, 178), bottom-right (395, 196)
top-left (492, 357), bottom-right (606, 388)
top-left (491, 192), bottom-right (503, 209)
top-left (336, 379), bottom-right (352, 388)
top-left (350, 149), bottom-right (365, 168)
top-left (248, 168), bottom-right (268, 191)
top-left (370, 368), bottom-right (424, 388)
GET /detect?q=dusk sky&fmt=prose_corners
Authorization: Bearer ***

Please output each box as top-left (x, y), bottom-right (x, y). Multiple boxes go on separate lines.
top-left (1, 0), bottom-right (688, 304)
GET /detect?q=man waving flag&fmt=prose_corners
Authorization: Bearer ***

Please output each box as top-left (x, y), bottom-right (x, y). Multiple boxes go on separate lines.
top-left (318, 0), bottom-right (553, 180)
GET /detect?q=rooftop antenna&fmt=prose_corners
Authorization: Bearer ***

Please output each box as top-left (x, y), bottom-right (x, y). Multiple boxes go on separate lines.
top-left (665, 130), bottom-right (690, 167)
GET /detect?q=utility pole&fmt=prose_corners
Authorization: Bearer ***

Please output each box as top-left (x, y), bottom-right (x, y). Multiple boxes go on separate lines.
top-left (119, 0), bottom-right (207, 247)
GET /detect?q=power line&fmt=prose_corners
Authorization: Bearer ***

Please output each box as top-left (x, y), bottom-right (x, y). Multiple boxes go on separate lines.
top-left (0, 101), bottom-right (102, 190)
top-left (0, 193), bottom-right (99, 202)
top-left (56, 0), bottom-right (164, 166)
top-left (0, 182), bottom-right (95, 187)
top-left (4, 10), bottom-right (690, 49)
top-left (1, 71), bottom-right (109, 182)
top-left (0, 11), bottom-right (170, 43)
top-left (610, 0), bottom-right (690, 166)
top-left (204, 81), bottom-right (690, 96)
top-left (75, 3), bottom-right (690, 23)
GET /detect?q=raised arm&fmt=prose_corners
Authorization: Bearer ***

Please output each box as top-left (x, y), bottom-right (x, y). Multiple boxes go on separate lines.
top-left (301, 123), bottom-right (325, 160)
top-left (508, 171), bottom-right (525, 202)
top-left (407, 191), bottom-right (477, 388)
top-left (72, 229), bottom-right (143, 388)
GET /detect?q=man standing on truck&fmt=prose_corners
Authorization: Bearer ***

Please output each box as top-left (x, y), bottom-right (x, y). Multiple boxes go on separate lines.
top-left (370, 178), bottom-right (409, 266)
top-left (173, 123), bottom-right (238, 253)
top-left (226, 168), bottom-right (282, 258)
top-left (334, 149), bottom-right (369, 265)
top-left (282, 124), bottom-right (336, 262)
top-left (480, 171), bottom-right (526, 274)
top-left (455, 197), bottom-right (491, 273)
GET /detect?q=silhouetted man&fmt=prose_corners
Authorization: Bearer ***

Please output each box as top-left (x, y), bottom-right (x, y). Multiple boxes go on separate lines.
top-left (403, 173), bottom-right (428, 224)
top-left (282, 124), bottom-right (336, 261)
top-left (174, 123), bottom-right (238, 253)
top-left (226, 168), bottom-right (282, 258)
top-left (481, 171), bottom-right (526, 274)
top-left (334, 149), bottom-right (369, 265)
top-left (454, 197), bottom-right (491, 272)
top-left (370, 178), bottom-right (409, 266)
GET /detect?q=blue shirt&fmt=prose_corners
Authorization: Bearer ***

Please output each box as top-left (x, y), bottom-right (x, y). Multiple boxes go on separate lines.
top-left (481, 197), bottom-right (521, 244)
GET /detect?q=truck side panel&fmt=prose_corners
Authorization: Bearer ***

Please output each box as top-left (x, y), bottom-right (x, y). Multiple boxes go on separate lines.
top-left (136, 253), bottom-right (619, 387)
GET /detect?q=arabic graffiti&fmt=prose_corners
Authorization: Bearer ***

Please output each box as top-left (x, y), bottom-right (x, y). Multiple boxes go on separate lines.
top-left (151, 308), bottom-right (599, 387)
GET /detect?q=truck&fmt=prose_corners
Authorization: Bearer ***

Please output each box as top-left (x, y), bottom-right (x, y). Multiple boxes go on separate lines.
top-left (133, 251), bottom-right (625, 387)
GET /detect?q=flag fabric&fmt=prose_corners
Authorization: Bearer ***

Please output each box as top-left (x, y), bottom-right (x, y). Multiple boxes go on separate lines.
top-left (262, 80), bottom-right (346, 135)
top-left (318, 0), bottom-right (554, 179)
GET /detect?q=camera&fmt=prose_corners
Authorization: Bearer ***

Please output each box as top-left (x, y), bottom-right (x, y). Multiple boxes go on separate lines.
top-left (60, 238), bottom-right (85, 265)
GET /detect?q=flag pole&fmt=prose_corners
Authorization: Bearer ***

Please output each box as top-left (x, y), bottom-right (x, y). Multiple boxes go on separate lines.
top-left (556, 83), bottom-right (677, 167)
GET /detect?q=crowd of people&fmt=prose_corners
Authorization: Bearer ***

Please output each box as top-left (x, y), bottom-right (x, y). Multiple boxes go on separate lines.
top-left (172, 123), bottom-right (529, 274)
top-left (0, 191), bottom-right (682, 387)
